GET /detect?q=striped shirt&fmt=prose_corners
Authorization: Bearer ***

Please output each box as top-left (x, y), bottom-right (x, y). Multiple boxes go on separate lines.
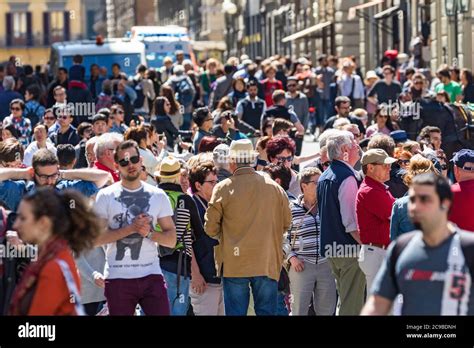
top-left (286, 196), bottom-right (325, 265)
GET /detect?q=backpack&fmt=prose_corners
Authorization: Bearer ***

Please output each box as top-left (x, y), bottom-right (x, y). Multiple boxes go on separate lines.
top-left (156, 190), bottom-right (187, 258)
top-left (175, 78), bottom-right (193, 107)
top-left (390, 231), bottom-right (474, 295)
top-left (133, 79), bottom-right (146, 109)
top-left (25, 103), bottom-right (41, 127)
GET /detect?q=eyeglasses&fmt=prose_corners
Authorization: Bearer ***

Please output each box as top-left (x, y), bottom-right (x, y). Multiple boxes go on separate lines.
top-left (276, 156), bottom-right (294, 163)
top-left (287, 84), bottom-right (297, 88)
top-left (35, 172), bottom-right (60, 180)
top-left (203, 180), bottom-right (218, 186)
top-left (398, 159), bottom-right (410, 165)
top-left (44, 116), bottom-right (56, 121)
top-left (58, 115), bottom-right (70, 120)
top-left (118, 155), bottom-right (140, 167)
top-left (113, 110), bottom-right (124, 115)
top-left (10, 107), bottom-right (21, 111)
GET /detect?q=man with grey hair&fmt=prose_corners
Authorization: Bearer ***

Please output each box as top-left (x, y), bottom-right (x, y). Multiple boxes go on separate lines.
top-left (92, 132), bottom-right (123, 182)
top-left (317, 130), bottom-right (366, 315)
top-left (212, 144), bottom-right (231, 182)
top-left (0, 76), bottom-right (22, 120)
top-left (205, 139), bottom-right (292, 316)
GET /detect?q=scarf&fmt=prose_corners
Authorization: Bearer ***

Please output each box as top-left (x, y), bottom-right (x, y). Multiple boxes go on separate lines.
top-left (9, 236), bottom-right (69, 315)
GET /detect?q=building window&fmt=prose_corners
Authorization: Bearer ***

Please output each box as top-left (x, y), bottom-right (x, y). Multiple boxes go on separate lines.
top-left (50, 11), bottom-right (65, 42)
top-left (6, 12), bottom-right (32, 46)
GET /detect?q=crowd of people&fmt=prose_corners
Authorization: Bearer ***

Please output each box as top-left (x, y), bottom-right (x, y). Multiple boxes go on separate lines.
top-left (1, 48), bottom-right (474, 316)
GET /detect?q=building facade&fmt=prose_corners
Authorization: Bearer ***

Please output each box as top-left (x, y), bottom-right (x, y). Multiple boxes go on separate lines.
top-left (0, 0), bottom-right (100, 66)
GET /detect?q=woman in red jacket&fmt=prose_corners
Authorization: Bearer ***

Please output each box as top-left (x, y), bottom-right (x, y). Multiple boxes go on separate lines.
top-left (9, 188), bottom-right (102, 315)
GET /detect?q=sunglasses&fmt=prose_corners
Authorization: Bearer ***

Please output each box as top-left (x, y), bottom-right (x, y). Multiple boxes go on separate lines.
top-left (44, 116), bottom-right (56, 121)
top-left (287, 84), bottom-right (297, 88)
top-left (276, 156), bottom-right (294, 163)
top-left (58, 115), bottom-right (70, 120)
top-left (414, 81), bottom-right (423, 85)
top-left (398, 159), bottom-right (410, 165)
top-left (10, 107), bottom-right (21, 111)
top-left (118, 155), bottom-right (140, 167)
top-left (322, 161), bottom-right (331, 168)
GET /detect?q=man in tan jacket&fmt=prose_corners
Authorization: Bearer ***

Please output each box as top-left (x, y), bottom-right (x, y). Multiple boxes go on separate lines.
top-left (205, 139), bottom-right (292, 315)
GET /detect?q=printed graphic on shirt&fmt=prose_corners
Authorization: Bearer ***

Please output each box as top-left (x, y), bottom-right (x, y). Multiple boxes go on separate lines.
top-left (112, 187), bottom-right (152, 261)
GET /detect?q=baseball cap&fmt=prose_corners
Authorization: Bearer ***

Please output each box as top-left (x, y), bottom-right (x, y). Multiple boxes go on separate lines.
top-left (453, 149), bottom-right (474, 170)
top-left (361, 149), bottom-right (397, 166)
top-left (390, 130), bottom-right (408, 143)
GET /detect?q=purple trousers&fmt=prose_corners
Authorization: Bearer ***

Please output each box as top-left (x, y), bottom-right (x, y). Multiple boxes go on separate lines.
top-left (104, 274), bottom-right (170, 315)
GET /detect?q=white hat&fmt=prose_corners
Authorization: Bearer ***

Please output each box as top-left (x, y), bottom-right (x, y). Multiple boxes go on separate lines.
top-left (229, 139), bottom-right (258, 164)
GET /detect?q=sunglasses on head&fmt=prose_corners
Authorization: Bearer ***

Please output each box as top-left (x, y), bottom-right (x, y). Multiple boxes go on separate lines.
top-left (118, 155), bottom-right (140, 167)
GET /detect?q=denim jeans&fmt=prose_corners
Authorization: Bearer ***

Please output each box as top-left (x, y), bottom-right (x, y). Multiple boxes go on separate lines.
top-left (162, 269), bottom-right (190, 316)
top-left (223, 276), bottom-right (278, 316)
top-left (181, 112), bottom-right (192, 131)
top-left (276, 292), bottom-right (289, 316)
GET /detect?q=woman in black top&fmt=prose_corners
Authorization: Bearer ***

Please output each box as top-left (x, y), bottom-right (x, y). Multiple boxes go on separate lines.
top-left (151, 96), bottom-right (180, 149)
top-left (461, 69), bottom-right (474, 103)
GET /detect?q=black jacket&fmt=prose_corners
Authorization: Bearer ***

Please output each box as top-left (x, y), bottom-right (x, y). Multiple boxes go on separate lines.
top-left (152, 115), bottom-right (180, 149)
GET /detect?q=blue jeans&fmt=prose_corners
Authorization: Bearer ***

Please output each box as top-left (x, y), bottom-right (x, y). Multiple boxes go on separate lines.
top-left (223, 276), bottom-right (278, 316)
top-left (316, 99), bottom-right (333, 125)
top-left (162, 270), bottom-right (190, 316)
top-left (181, 112), bottom-right (192, 131)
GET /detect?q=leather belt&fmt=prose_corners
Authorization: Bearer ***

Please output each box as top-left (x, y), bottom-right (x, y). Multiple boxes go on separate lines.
top-left (366, 243), bottom-right (387, 250)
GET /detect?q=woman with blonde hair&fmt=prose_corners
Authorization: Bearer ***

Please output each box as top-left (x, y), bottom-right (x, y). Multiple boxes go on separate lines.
top-left (390, 154), bottom-right (438, 240)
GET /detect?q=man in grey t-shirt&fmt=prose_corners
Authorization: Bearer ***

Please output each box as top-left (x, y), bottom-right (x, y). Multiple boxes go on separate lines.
top-left (362, 173), bottom-right (474, 315)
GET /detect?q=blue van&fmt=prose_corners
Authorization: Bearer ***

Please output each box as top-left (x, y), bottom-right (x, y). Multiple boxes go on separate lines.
top-left (50, 39), bottom-right (146, 79)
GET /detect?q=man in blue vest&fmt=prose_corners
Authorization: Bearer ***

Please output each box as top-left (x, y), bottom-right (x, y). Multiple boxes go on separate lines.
top-left (317, 130), bottom-right (366, 315)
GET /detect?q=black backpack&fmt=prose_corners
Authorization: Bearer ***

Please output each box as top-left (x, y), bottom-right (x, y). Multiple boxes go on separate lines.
top-left (133, 79), bottom-right (146, 109)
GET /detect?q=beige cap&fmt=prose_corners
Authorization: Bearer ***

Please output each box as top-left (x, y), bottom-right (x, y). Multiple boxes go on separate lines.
top-left (364, 70), bottom-right (379, 84)
top-left (361, 149), bottom-right (397, 166)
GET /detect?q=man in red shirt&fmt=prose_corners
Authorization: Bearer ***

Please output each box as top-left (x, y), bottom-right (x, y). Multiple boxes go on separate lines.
top-left (261, 65), bottom-right (283, 107)
top-left (449, 149), bottom-right (474, 232)
top-left (356, 149), bottom-right (396, 294)
top-left (93, 132), bottom-right (122, 182)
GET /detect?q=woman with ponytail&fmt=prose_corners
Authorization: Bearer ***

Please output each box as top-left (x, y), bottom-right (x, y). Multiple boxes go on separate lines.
top-left (9, 188), bottom-right (103, 315)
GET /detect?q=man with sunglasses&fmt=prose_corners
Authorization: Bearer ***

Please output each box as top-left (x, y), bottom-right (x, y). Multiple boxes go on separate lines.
top-left (449, 149), bottom-right (474, 232)
top-left (323, 96), bottom-right (365, 135)
top-left (109, 105), bottom-right (128, 135)
top-left (356, 149), bottom-right (396, 295)
top-left (0, 149), bottom-right (111, 212)
top-left (363, 173), bottom-right (474, 315)
top-left (49, 105), bottom-right (80, 146)
top-left (286, 77), bottom-right (309, 130)
top-left (367, 65), bottom-right (402, 106)
top-left (2, 99), bottom-right (31, 147)
top-left (94, 140), bottom-right (176, 315)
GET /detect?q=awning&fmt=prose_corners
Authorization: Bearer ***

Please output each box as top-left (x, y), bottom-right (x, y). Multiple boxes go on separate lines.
top-left (281, 21), bottom-right (332, 43)
top-left (348, 0), bottom-right (385, 20)
top-left (374, 5), bottom-right (401, 20)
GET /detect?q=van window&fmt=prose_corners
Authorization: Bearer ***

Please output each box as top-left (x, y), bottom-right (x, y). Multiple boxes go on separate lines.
top-left (62, 53), bottom-right (142, 79)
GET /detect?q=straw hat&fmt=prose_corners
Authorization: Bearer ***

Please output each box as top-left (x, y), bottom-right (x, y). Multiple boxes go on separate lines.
top-left (155, 156), bottom-right (181, 179)
top-left (364, 70), bottom-right (380, 85)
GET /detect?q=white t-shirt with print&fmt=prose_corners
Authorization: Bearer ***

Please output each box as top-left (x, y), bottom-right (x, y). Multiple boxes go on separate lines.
top-left (94, 181), bottom-right (173, 279)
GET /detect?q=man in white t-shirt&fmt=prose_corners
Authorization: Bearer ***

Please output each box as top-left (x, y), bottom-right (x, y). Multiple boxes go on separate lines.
top-left (95, 140), bottom-right (176, 315)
